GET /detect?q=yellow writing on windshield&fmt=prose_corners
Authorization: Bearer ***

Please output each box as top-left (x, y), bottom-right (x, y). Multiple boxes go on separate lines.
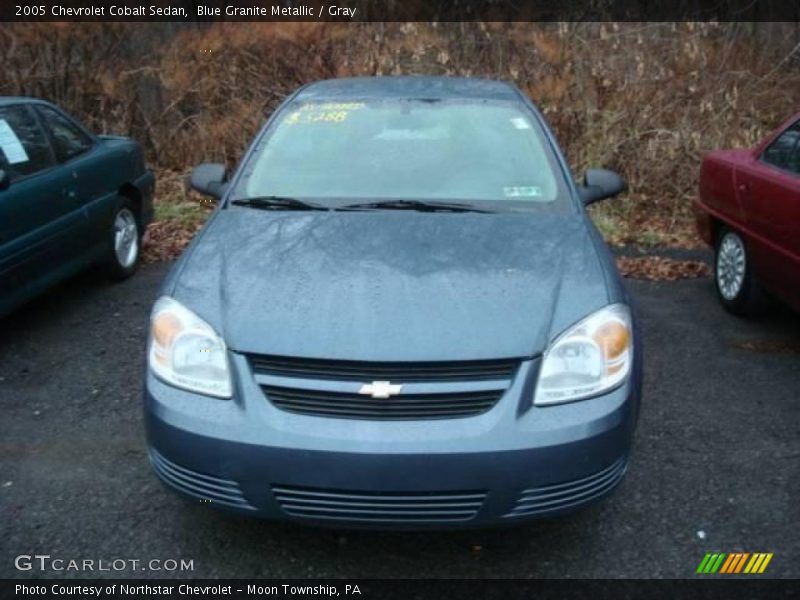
top-left (285, 102), bottom-right (365, 125)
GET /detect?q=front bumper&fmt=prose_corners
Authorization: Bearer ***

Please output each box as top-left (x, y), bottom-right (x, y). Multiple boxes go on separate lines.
top-left (144, 354), bottom-right (641, 529)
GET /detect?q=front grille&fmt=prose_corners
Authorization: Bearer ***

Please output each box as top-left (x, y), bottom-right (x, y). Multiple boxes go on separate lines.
top-left (149, 449), bottom-right (254, 510)
top-left (248, 354), bottom-right (518, 382)
top-left (504, 458), bottom-right (627, 518)
top-left (263, 385), bottom-right (502, 420)
top-left (272, 485), bottom-right (487, 523)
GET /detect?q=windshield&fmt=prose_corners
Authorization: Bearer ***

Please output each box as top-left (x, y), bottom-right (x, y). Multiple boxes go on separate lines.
top-left (231, 99), bottom-right (572, 210)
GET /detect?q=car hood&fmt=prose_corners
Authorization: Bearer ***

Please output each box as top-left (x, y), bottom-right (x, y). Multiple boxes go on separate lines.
top-left (169, 209), bottom-right (615, 361)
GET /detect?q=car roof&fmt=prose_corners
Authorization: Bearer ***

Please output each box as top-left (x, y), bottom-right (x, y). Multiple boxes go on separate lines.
top-left (0, 96), bottom-right (53, 107)
top-left (295, 76), bottom-right (522, 102)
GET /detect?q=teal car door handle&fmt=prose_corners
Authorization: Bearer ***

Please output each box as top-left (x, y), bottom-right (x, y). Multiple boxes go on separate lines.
top-left (65, 170), bottom-right (79, 199)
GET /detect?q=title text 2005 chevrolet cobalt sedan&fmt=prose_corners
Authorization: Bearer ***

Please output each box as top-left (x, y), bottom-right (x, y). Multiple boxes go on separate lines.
top-left (144, 77), bottom-right (641, 528)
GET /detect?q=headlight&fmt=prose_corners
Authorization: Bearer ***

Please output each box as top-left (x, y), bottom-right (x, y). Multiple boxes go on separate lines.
top-left (534, 303), bottom-right (632, 405)
top-left (148, 296), bottom-right (232, 398)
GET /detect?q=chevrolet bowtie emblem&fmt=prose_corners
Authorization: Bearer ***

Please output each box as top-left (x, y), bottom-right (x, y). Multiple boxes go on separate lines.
top-left (359, 381), bottom-right (403, 398)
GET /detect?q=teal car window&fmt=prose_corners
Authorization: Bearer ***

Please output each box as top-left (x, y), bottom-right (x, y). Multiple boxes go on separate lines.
top-left (37, 105), bottom-right (93, 163)
top-left (234, 100), bottom-right (569, 208)
top-left (0, 105), bottom-right (54, 181)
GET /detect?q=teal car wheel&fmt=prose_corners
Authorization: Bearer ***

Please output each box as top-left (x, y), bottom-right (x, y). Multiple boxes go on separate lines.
top-left (105, 197), bottom-right (140, 279)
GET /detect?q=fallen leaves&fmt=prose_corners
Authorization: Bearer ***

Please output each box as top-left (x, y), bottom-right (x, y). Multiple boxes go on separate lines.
top-left (588, 193), bottom-right (706, 250)
top-left (142, 219), bottom-right (204, 263)
top-left (616, 256), bottom-right (711, 281)
top-left (141, 169), bottom-right (211, 263)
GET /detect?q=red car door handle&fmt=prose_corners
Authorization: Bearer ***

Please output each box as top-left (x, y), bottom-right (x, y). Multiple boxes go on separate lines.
top-left (738, 183), bottom-right (750, 192)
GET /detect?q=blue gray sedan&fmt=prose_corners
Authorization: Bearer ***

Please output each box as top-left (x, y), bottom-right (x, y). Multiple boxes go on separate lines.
top-left (144, 77), bottom-right (641, 528)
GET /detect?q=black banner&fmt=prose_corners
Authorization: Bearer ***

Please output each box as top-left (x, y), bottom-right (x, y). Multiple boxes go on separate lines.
top-left (3, 580), bottom-right (800, 600)
top-left (3, 0), bottom-right (800, 22)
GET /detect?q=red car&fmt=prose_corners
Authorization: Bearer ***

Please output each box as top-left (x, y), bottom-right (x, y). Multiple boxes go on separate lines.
top-left (695, 112), bottom-right (800, 315)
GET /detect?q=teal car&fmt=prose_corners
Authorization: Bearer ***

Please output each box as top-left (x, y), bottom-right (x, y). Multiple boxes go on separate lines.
top-left (0, 97), bottom-right (154, 316)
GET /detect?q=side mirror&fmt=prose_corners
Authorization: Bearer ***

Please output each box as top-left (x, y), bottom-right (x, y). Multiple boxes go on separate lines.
top-left (0, 170), bottom-right (10, 192)
top-left (579, 168), bottom-right (625, 205)
top-left (188, 163), bottom-right (227, 199)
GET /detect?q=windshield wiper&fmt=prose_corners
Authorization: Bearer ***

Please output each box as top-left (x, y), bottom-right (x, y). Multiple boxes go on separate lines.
top-left (230, 196), bottom-right (329, 211)
top-left (338, 199), bottom-right (493, 213)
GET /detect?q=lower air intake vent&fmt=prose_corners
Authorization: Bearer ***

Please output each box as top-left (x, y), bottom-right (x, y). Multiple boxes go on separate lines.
top-left (272, 485), bottom-right (487, 523)
top-left (150, 449), bottom-right (254, 510)
top-left (504, 458), bottom-right (627, 517)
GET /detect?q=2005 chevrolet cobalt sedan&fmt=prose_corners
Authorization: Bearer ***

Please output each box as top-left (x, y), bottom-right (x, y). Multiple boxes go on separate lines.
top-left (144, 77), bottom-right (641, 528)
